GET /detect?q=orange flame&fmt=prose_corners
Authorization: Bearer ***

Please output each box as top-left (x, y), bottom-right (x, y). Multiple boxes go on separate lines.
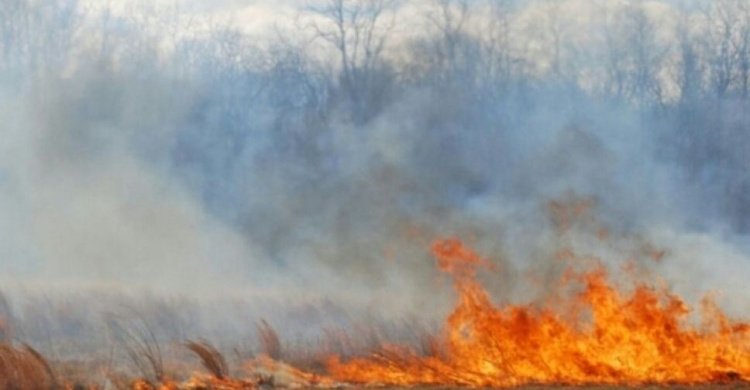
top-left (327, 238), bottom-right (750, 387)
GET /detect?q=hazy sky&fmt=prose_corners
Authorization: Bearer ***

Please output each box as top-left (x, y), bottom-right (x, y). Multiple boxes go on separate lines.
top-left (77, 0), bottom-right (668, 35)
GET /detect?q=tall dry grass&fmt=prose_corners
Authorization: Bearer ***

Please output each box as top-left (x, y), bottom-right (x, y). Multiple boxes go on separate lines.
top-left (256, 320), bottom-right (281, 360)
top-left (185, 340), bottom-right (228, 379)
top-left (0, 343), bottom-right (55, 389)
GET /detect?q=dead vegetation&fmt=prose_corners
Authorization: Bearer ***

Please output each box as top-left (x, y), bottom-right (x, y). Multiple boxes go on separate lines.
top-left (256, 320), bottom-right (281, 361)
top-left (0, 343), bottom-right (55, 390)
top-left (0, 334), bottom-right (748, 390)
top-left (0, 305), bottom-right (746, 390)
top-left (185, 340), bottom-right (228, 380)
top-left (105, 313), bottom-right (166, 384)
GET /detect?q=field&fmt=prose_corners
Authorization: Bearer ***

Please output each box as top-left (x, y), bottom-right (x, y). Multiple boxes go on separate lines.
top-left (1, 340), bottom-right (748, 390)
top-left (1, 236), bottom-right (748, 389)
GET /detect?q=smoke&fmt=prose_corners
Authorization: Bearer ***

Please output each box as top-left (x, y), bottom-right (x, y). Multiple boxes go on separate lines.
top-left (0, 0), bottom-right (748, 356)
top-left (0, 73), bottom-right (273, 293)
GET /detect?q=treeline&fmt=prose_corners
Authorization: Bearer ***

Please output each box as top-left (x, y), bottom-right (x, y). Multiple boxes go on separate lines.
top-left (1, 0), bottom-right (749, 247)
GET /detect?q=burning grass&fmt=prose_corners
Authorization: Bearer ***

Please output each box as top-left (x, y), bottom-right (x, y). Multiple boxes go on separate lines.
top-left (1, 204), bottom-right (748, 389)
top-left (326, 239), bottom-right (749, 387)
top-left (2, 241), bottom-right (748, 390)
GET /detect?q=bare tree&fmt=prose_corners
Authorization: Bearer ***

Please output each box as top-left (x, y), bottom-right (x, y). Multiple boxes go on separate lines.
top-left (629, 6), bottom-right (668, 106)
top-left (601, 4), bottom-right (668, 107)
top-left (735, 1), bottom-right (750, 99)
top-left (305, 0), bottom-right (399, 122)
top-left (482, 0), bottom-right (515, 85)
top-left (675, 12), bottom-right (703, 104)
top-left (701, 0), bottom-right (749, 99)
top-left (600, 4), bottom-right (629, 102)
top-left (541, 0), bottom-right (569, 81)
top-left (0, 0), bottom-right (81, 84)
top-left (424, 0), bottom-right (472, 77)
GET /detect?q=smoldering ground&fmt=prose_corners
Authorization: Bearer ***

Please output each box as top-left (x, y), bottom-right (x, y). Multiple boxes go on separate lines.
top-left (0, 0), bottom-right (748, 361)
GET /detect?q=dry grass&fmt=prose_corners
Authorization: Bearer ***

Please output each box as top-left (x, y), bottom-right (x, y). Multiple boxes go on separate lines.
top-left (0, 316), bottom-right (746, 390)
top-left (0, 343), bottom-right (55, 390)
top-left (0, 341), bottom-right (748, 390)
top-left (185, 340), bottom-right (228, 379)
top-left (106, 313), bottom-right (166, 384)
top-left (257, 320), bottom-right (281, 360)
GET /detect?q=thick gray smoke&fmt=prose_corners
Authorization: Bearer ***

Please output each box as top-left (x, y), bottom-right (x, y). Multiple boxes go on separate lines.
top-left (0, 0), bottom-right (748, 358)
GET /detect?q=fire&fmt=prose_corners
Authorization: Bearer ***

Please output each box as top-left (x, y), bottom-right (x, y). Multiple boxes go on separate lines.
top-left (327, 238), bottom-right (750, 387)
top-left (7, 224), bottom-right (750, 389)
